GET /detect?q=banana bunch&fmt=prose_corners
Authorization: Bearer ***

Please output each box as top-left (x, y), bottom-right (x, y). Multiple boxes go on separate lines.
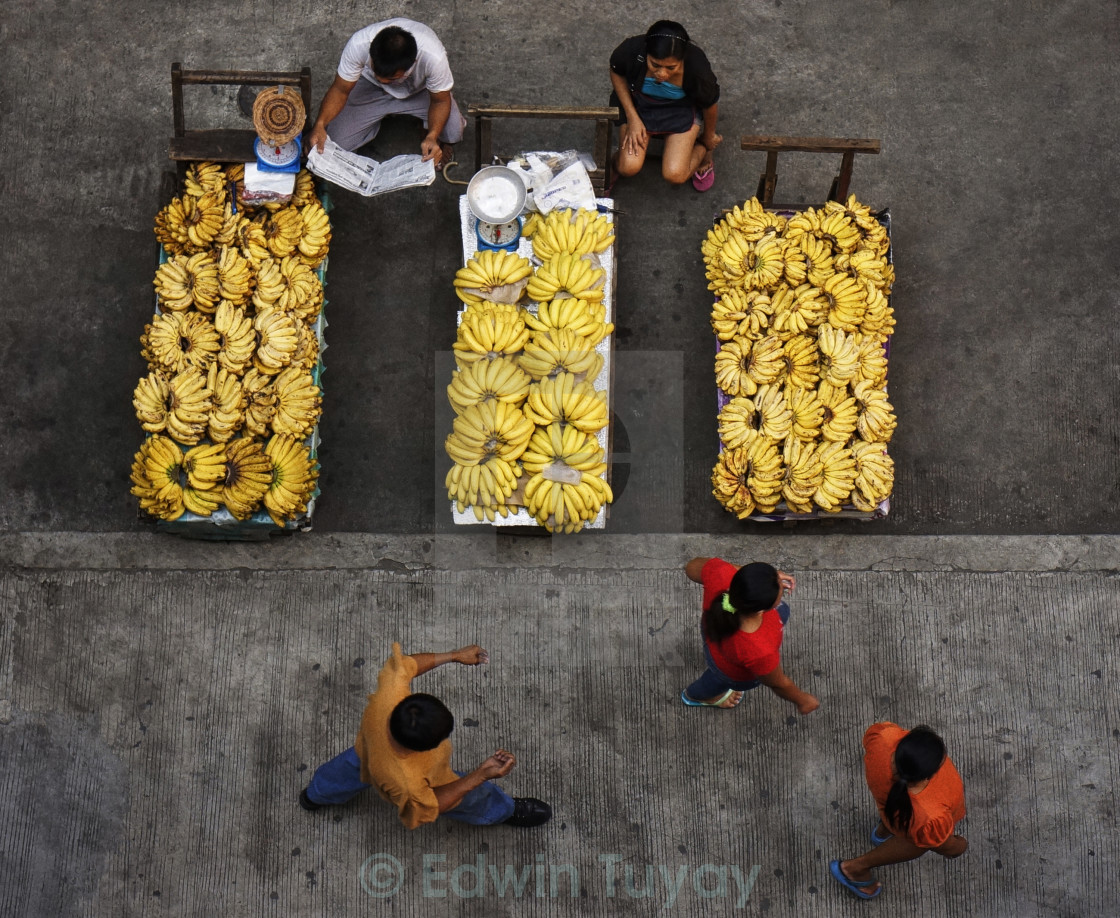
top-left (253, 307), bottom-right (300, 373)
top-left (836, 248), bottom-right (889, 288)
top-left (714, 334), bottom-right (784, 397)
top-left (850, 440), bottom-right (894, 510)
top-left (523, 467), bottom-right (613, 533)
top-left (710, 433), bottom-right (783, 518)
top-left (258, 207), bottom-right (304, 258)
top-left (163, 368), bottom-right (213, 445)
top-left (818, 324), bottom-right (861, 387)
top-left (272, 255), bottom-right (322, 316)
top-left (717, 397), bottom-right (758, 450)
top-left (290, 322), bottom-right (320, 370)
top-left (854, 335), bottom-right (888, 386)
top-left (525, 254), bottom-right (605, 303)
top-left (298, 200), bottom-right (332, 267)
top-left (710, 289), bottom-right (773, 341)
top-left (213, 200), bottom-right (249, 248)
top-left (861, 284), bottom-right (896, 341)
top-left (719, 198), bottom-right (787, 242)
top-left (263, 434), bottom-right (319, 525)
top-left (519, 328), bottom-right (603, 381)
top-left (154, 190), bottom-right (227, 255)
top-left (238, 220), bottom-right (272, 267)
top-left (523, 372), bottom-right (609, 432)
top-left (446, 456), bottom-right (522, 520)
top-left (520, 422), bottom-right (607, 475)
top-left (825, 195), bottom-right (890, 256)
top-left (454, 250), bottom-right (533, 305)
top-left (821, 273), bottom-right (868, 331)
top-left (853, 380), bottom-right (897, 443)
top-left (787, 386), bottom-right (824, 440)
top-left (782, 243), bottom-right (809, 286)
top-left (141, 310), bottom-right (220, 376)
top-left (523, 297), bottom-right (614, 346)
top-left (769, 284), bottom-right (827, 338)
top-left (222, 437), bottom-right (273, 520)
top-left (447, 356), bottom-right (530, 414)
top-left (818, 381), bottom-right (860, 443)
top-left (252, 257), bottom-right (285, 311)
top-left (813, 441), bottom-right (857, 511)
top-left (241, 369), bottom-right (277, 438)
top-left (134, 373), bottom-right (171, 433)
top-left (155, 252), bottom-right (221, 312)
top-left (183, 162), bottom-right (226, 198)
top-left (520, 212), bottom-right (542, 239)
top-left (781, 438), bottom-right (824, 513)
top-left (445, 401), bottom-right (535, 465)
top-left (530, 208), bottom-right (614, 261)
top-left (753, 384), bottom-right (793, 441)
top-left (783, 334), bottom-right (821, 390)
top-left (217, 246), bottom-right (254, 307)
top-left (707, 234), bottom-right (786, 294)
top-left (786, 207), bottom-right (861, 253)
top-left (796, 235), bottom-right (836, 287)
top-left (207, 363), bottom-right (246, 443)
top-left (271, 366), bottom-right (323, 439)
top-left (130, 435), bottom-right (185, 520)
top-left (291, 169), bottom-right (318, 208)
top-left (180, 442), bottom-right (228, 515)
top-left (453, 302), bottom-right (530, 366)
top-left (214, 301), bottom-right (257, 374)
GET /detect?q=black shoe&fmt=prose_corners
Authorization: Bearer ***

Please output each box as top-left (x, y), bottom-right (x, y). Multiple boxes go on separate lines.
top-left (503, 797), bottom-right (552, 827)
top-left (299, 788), bottom-right (324, 812)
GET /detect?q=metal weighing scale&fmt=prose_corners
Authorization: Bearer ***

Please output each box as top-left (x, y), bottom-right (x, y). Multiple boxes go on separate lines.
top-left (251, 85), bottom-right (306, 174)
top-left (467, 166), bottom-right (527, 252)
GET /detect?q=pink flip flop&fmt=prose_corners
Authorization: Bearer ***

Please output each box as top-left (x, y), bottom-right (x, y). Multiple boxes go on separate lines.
top-left (692, 162), bottom-right (715, 192)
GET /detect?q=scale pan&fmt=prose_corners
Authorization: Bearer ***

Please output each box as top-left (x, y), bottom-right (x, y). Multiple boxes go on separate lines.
top-left (467, 166), bottom-right (526, 224)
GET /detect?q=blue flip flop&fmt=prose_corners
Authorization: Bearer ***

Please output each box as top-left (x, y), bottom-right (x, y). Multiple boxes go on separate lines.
top-left (829, 860), bottom-right (882, 900)
top-left (680, 688), bottom-right (740, 708)
top-left (871, 823), bottom-right (894, 845)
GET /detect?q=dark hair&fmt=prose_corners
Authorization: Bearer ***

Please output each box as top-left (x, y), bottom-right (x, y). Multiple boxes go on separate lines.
top-left (884, 726), bottom-right (947, 834)
top-left (389, 693), bottom-right (454, 751)
top-left (370, 26), bottom-right (418, 78)
top-left (645, 20), bottom-right (690, 61)
top-left (701, 562), bottom-right (781, 643)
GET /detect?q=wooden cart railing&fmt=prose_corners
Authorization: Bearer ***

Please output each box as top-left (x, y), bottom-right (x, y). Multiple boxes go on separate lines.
top-left (168, 63), bottom-right (312, 163)
top-left (467, 105), bottom-right (619, 195)
top-left (740, 135), bottom-right (881, 207)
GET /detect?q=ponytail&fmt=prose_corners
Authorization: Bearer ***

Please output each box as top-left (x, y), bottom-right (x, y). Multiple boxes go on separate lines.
top-left (884, 726), bottom-right (947, 835)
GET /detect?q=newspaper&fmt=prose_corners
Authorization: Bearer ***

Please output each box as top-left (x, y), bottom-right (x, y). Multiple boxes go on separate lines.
top-left (307, 139), bottom-right (436, 196)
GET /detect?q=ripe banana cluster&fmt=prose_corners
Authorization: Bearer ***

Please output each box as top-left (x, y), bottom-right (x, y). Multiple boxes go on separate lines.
top-left (135, 163), bottom-right (328, 524)
top-left (444, 206), bottom-right (616, 530)
top-left (531, 209), bottom-right (614, 261)
top-left (707, 196), bottom-right (895, 517)
top-left (526, 254), bottom-right (605, 303)
top-left (454, 250), bottom-right (533, 306)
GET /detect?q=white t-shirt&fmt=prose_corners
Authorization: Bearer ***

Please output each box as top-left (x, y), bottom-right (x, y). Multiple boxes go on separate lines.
top-left (337, 18), bottom-right (454, 99)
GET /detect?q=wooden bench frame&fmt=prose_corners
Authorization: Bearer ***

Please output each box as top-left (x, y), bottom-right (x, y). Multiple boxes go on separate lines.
top-left (740, 135), bottom-right (881, 207)
top-left (467, 105), bottom-right (619, 195)
top-left (169, 63), bottom-right (312, 163)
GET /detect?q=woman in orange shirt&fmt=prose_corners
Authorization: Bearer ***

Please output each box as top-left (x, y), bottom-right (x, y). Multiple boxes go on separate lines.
top-left (831, 723), bottom-right (968, 900)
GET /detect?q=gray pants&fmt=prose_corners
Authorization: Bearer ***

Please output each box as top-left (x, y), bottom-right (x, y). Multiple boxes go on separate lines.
top-left (326, 77), bottom-right (466, 152)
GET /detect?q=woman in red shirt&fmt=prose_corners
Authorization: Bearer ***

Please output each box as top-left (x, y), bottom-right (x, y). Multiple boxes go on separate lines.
top-left (681, 557), bottom-right (819, 713)
top-left (830, 723), bottom-right (968, 900)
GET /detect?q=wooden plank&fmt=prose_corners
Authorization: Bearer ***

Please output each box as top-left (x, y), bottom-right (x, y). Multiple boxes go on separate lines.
top-left (475, 116), bottom-right (492, 172)
top-left (467, 104), bottom-right (619, 120)
top-left (299, 67), bottom-right (312, 118)
top-left (830, 149), bottom-right (856, 201)
top-left (168, 129), bottom-right (258, 162)
top-left (178, 69), bottom-right (307, 86)
top-left (740, 135), bottom-right (880, 154)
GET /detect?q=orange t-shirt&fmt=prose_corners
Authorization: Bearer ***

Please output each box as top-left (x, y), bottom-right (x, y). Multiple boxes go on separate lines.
top-left (353, 643), bottom-right (459, 829)
top-left (863, 722), bottom-right (966, 849)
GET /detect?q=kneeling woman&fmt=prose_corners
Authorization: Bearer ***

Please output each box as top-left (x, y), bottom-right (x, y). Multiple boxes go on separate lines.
top-left (682, 557), bottom-right (819, 713)
top-left (609, 21), bottom-right (722, 190)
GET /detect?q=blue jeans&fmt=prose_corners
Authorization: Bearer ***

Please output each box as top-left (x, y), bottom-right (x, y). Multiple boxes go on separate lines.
top-left (306, 747), bottom-right (515, 825)
top-left (685, 601), bottom-right (791, 700)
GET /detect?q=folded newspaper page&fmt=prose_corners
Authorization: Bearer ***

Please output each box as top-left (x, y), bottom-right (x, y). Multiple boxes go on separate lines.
top-left (307, 139), bottom-right (436, 196)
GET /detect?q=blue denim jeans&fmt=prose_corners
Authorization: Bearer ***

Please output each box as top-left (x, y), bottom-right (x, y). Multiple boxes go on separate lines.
top-left (306, 747), bottom-right (515, 825)
top-left (685, 601), bottom-right (791, 700)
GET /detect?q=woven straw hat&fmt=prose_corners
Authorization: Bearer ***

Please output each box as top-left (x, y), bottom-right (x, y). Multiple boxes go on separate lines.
top-left (252, 86), bottom-right (306, 145)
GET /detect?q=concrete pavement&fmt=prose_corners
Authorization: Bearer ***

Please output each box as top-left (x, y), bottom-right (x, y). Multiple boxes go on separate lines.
top-left (2, 533), bottom-right (1117, 916)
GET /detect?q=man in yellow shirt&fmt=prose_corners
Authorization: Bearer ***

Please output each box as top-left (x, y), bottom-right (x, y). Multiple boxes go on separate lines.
top-left (300, 643), bottom-right (551, 828)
